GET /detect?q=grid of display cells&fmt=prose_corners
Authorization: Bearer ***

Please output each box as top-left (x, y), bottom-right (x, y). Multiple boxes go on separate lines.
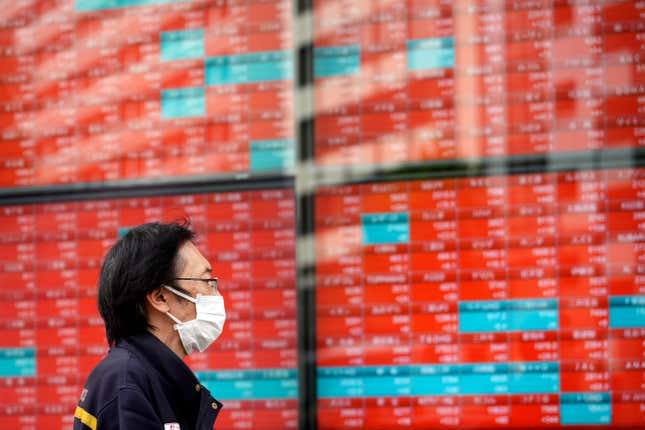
top-left (314, 0), bottom-right (644, 165)
top-left (315, 167), bottom-right (644, 429)
top-left (0, 0), bottom-right (293, 188)
top-left (0, 188), bottom-right (297, 430)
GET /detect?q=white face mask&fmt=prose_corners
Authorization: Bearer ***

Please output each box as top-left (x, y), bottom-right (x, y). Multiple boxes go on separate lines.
top-left (163, 285), bottom-right (226, 355)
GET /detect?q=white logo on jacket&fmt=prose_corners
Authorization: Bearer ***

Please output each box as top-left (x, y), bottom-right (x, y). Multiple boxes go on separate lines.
top-left (164, 423), bottom-right (180, 430)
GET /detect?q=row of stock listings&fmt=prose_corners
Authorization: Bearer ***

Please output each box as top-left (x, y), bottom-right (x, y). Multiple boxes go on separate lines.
top-left (0, 0), bottom-right (643, 429)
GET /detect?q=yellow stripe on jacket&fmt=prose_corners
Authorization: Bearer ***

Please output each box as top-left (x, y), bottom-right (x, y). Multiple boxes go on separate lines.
top-left (74, 406), bottom-right (97, 430)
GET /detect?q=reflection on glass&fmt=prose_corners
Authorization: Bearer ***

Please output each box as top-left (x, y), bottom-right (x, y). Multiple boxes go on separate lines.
top-left (0, 0), bottom-right (294, 187)
top-left (313, 1), bottom-right (643, 166)
top-left (313, 1), bottom-right (644, 428)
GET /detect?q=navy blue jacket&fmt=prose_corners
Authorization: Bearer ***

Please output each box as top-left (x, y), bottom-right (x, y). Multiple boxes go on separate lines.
top-left (73, 331), bottom-right (222, 430)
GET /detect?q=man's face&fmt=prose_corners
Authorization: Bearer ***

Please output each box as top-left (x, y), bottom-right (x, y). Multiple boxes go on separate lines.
top-left (166, 241), bottom-right (219, 322)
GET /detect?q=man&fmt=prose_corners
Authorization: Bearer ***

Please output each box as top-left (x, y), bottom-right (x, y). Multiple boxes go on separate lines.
top-left (73, 222), bottom-right (225, 430)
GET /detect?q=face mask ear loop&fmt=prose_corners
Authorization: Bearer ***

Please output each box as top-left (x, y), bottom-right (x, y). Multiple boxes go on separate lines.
top-left (162, 285), bottom-right (196, 327)
top-left (163, 284), bottom-right (197, 303)
top-left (166, 311), bottom-right (183, 325)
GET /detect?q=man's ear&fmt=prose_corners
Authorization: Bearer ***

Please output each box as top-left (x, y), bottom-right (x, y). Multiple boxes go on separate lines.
top-left (146, 287), bottom-right (170, 313)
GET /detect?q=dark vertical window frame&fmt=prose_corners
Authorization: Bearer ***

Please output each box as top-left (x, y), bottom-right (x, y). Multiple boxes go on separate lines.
top-left (294, 0), bottom-right (317, 428)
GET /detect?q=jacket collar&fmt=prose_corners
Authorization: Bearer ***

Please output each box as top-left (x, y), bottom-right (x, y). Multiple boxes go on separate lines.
top-left (118, 331), bottom-right (202, 409)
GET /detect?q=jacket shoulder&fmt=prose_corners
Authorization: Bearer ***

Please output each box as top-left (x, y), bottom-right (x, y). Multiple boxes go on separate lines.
top-left (74, 346), bottom-right (154, 429)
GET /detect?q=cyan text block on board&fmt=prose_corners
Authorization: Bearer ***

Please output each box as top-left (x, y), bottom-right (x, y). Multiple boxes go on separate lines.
top-left (161, 87), bottom-right (205, 119)
top-left (77, 0), bottom-right (191, 12)
top-left (609, 295), bottom-right (645, 328)
top-left (362, 213), bottom-right (410, 245)
top-left (318, 362), bottom-right (560, 398)
top-left (250, 139), bottom-right (295, 171)
top-left (314, 46), bottom-right (361, 78)
top-left (0, 348), bottom-right (36, 377)
top-left (560, 393), bottom-right (611, 425)
top-left (197, 369), bottom-right (297, 400)
top-left (206, 51), bottom-right (293, 85)
top-left (161, 29), bottom-right (204, 61)
top-left (407, 38), bottom-right (455, 71)
top-left (459, 299), bottom-right (558, 333)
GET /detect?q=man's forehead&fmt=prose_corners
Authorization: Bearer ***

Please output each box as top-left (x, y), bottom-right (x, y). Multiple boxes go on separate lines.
top-left (177, 241), bottom-right (210, 275)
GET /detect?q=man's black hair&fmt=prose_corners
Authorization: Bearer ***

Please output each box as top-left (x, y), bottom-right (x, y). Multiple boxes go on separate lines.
top-left (98, 221), bottom-right (195, 346)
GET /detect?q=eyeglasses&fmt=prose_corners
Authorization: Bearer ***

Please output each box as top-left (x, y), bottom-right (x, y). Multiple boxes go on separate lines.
top-left (171, 277), bottom-right (219, 293)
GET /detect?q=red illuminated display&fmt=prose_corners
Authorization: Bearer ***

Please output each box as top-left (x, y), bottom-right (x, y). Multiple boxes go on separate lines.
top-left (0, 188), bottom-right (296, 430)
top-left (315, 167), bottom-right (645, 429)
top-left (314, 0), bottom-right (645, 165)
top-left (0, 0), bottom-right (293, 188)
